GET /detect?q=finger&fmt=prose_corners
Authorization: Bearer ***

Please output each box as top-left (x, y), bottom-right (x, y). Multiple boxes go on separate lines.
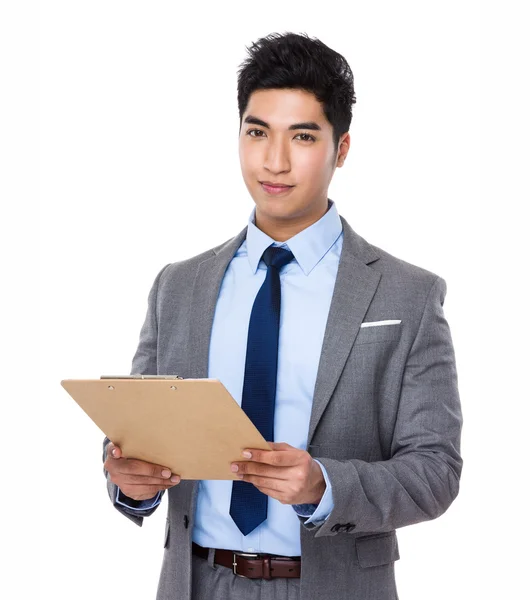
top-left (107, 442), bottom-right (121, 459)
top-left (114, 457), bottom-right (175, 479)
top-left (243, 474), bottom-right (281, 490)
top-left (106, 445), bottom-right (173, 479)
top-left (119, 473), bottom-right (181, 486)
top-left (103, 445), bottom-right (119, 473)
top-left (235, 462), bottom-right (290, 479)
top-left (239, 449), bottom-right (291, 467)
top-left (122, 480), bottom-right (178, 490)
top-left (110, 471), bottom-right (180, 488)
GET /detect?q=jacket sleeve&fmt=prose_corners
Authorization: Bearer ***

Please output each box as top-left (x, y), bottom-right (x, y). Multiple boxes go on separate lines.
top-left (102, 263), bottom-right (171, 526)
top-left (299, 276), bottom-right (463, 537)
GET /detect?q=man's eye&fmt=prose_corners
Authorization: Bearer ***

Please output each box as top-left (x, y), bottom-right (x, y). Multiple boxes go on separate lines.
top-left (247, 129), bottom-right (265, 137)
top-left (295, 133), bottom-right (316, 142)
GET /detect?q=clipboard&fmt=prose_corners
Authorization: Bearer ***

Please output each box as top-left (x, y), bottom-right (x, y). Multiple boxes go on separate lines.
top-left (60, 375), bottom-right (272, 480)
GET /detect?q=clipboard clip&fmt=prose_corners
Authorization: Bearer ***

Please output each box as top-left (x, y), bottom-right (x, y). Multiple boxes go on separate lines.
top-left (100, 374), bottom-right (185, 380)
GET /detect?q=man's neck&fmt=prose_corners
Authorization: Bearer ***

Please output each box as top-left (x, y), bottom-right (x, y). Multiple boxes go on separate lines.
top-left (254, 202), bottom-right (330, 242)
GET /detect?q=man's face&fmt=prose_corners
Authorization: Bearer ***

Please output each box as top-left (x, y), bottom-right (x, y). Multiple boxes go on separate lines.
top-left (239, 88), bottom-right (349, 228)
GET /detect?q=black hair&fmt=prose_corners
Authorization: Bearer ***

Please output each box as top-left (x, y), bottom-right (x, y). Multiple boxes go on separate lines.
top-left (237, 32), bottom-right (356, 153)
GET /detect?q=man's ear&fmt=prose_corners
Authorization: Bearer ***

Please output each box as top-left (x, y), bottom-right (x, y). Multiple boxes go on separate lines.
top-left (336, 132), bottom-right (350, 168)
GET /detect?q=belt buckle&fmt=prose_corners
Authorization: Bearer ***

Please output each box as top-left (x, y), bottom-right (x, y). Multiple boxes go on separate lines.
top-left (232, 551), bottom-right (259, 578)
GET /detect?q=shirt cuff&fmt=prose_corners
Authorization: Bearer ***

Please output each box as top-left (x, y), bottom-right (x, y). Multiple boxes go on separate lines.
top-left (115, 487), bottom-right (162, 511)
top-left (291, 459), bottom-right (334, 525)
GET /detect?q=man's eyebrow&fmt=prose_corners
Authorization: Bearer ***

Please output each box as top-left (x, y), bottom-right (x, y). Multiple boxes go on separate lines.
top-left (243, 115), bottom-right (322, 131)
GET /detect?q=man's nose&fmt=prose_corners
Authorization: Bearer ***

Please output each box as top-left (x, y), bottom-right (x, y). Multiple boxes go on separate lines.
top-left (263, 138), bottom-right (291, 173)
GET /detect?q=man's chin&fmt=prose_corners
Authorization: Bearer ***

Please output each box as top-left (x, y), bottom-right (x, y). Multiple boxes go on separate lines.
top-left (254, 202), bottom-right (300, 221)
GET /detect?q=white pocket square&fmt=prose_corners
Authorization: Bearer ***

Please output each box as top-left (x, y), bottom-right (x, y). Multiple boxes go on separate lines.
top-left (360, 319), bottom-right (402, 328)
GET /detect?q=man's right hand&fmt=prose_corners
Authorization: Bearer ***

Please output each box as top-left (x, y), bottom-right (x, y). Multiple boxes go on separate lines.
top-left (104, 442), bottom-right (181, 501)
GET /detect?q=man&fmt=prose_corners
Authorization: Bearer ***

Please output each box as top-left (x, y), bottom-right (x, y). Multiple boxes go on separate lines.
top-left (103, 31), bottom-right (463, 600)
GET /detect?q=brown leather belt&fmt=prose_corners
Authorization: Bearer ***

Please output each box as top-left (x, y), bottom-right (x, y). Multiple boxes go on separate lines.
top-left (192, 542), bottom-right (301, 579)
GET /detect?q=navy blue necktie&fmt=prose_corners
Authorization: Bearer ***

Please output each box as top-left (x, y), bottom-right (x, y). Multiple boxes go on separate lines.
top-left (229, 245), bottom-right (295, 536)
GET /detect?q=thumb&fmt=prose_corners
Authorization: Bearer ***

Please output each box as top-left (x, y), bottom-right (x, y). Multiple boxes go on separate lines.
top-left (108, 442), bottom-right (122, 459)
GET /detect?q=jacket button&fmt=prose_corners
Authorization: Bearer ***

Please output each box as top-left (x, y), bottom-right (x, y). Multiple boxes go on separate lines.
top-left (184, 515), bottom-right (189, 529)
top-left (331, 524), bottom-right (349, 532)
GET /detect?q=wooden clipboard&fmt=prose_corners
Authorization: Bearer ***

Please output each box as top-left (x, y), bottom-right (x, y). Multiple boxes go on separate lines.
top-left (60, 375), bottom-right (272, 480)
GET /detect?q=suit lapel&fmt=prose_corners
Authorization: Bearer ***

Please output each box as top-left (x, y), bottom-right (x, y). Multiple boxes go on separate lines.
top-left (186, 226), bottom-right (248, 379)
top-left (306, 216), bottom-right (381, 444)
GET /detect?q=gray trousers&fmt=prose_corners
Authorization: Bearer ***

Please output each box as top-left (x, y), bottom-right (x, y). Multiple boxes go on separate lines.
top-left (191, 548), bottom-right (301, 600)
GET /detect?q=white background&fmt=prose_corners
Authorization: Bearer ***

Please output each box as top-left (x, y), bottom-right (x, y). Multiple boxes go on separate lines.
top-left (2, 0), bottom-right (528, 598)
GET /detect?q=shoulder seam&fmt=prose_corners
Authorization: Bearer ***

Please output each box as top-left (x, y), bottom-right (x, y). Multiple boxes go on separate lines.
top-left (408, 275), bottom-right (441, 356)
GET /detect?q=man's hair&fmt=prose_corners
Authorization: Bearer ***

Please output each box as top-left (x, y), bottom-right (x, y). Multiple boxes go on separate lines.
top-left (237, 32), bottom-right (356, 152)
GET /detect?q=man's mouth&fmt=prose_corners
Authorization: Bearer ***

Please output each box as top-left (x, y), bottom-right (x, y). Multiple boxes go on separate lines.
top-left (260, 181), bottom-right (295, 195)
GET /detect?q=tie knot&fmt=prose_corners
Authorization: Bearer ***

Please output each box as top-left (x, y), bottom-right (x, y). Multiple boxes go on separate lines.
top-left (262, 245), bottom-right (294, 270)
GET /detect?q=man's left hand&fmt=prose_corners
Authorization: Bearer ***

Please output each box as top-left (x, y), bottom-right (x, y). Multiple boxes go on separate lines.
top-left (230, 442), bottom-right (326, 505)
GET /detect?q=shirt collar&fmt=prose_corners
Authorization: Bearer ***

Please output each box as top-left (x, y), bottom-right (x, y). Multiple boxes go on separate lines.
top-left (246, 199), bottom-right (343, 276)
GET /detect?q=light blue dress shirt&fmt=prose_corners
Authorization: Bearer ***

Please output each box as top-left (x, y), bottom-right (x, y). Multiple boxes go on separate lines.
top-left (116, 198), bottom-right (344, 556)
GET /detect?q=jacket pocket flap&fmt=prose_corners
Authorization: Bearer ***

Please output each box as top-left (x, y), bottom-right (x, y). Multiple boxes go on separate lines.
top-left (355, 532), bottom-right (400, 568)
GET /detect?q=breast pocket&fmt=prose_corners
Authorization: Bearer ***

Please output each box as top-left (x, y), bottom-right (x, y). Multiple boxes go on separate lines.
top-left (354, 321), bottom-right (402, 345)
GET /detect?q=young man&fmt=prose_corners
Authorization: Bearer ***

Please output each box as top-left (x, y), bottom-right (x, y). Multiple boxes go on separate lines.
top-left (103, 32), bottom-right (463, 600)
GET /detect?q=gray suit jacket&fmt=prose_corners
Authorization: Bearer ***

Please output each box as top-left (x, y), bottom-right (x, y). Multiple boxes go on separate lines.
top-left (103, 214), bottom-right (463, 600)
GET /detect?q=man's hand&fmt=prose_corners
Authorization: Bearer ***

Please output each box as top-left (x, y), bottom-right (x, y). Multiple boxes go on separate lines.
top-left (230, 442), bottom-right (326, 505)
top-left (104, 442), bottom-right (181, 501)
